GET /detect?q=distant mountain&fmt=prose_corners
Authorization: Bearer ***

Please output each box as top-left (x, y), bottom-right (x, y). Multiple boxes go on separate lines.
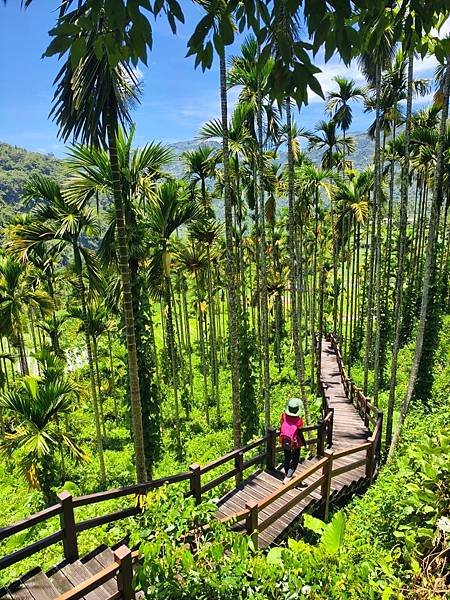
top-left (165, 139), bottom-right (221, 179)
top-left (0, 132), bottom-right (375, 221)
top-left (0, 143), bottom-right (67, 225)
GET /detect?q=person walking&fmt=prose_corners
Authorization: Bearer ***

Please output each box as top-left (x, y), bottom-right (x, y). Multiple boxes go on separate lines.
top-left (280, 398), bottom-right (306, 484)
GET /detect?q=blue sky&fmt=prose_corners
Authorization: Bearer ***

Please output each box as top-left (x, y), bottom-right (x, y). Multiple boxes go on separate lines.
top-left (0, 1), bottom-right (445, 157)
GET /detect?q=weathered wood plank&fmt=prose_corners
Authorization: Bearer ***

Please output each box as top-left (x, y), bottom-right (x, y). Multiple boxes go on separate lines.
top-left (59, 562), bottom-right (109, 600)
top-left (23, 572), bottom-right (60, 600)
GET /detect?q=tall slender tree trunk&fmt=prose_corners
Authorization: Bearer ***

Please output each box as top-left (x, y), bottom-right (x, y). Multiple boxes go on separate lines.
top-left (107, 108), bottom-right (146, 482)
top-left (286, 100), bottom-right (310, 423)
top-left (17, 328), bottom-right (29, 376)
top-left (107, 330), bottom-right (117, 414)
top-left (219, 50), bottom-right (241, 449)
top-left (389, 58), bottom-right (450, 458)
top-left (73, 246), bottom-right (106, 487)
top-left (385, 52), bottom-right (414, 451)
top-left (206, 246), bottom-right (220, 423)
top-left (256, 52), bottom-right (271, 429)
top-left (372, 63), bottom-right (383, 403)
top-left (92, 337), bottom-right (107, 438)
top-left (164, 273), bottom-right (182, 454)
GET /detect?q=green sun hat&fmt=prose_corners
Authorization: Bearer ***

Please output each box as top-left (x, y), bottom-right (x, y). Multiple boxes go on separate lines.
top-left (285, 397), bottom-right (303, 417)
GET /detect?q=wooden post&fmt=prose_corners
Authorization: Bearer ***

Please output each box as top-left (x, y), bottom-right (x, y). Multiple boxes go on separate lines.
top-left (189, 463), bottom-right (202, 504)
top-left (317, 420), bottom-right (325, 457)
top-left (235, 450), bottom-right (244, 474)
top-left (365, 437), bottom-right (375, 483)
top-left (266, 428), bottom-right (277, 471)
top-left (58, 491), bottom-right (78, 562)
top-left (376, 411), bottom-right (383, 464)
top-left (320, 383), bottom-right (327, 416)
top-left (321, 450), bottom-right (333, 521)
top-left (245, 499), bottom-right (259, 548)
top-left (364, 397), bottom-right (370, 427)
top-left (115, 545), bottom-right (134, 600)
top-left (327, 407), bottom-right (334, 448)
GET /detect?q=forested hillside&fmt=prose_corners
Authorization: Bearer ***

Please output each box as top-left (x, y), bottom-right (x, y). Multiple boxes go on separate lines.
top-left (0, 132), bottom-right (374, 211)
top-left (0, 143), bottom-right (66, 217)
top-left (0, 1), bottom-right (449, 599)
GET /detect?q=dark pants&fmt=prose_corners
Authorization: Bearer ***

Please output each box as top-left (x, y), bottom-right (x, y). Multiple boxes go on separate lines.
top-left (283, 447), bottom-right (300, 477)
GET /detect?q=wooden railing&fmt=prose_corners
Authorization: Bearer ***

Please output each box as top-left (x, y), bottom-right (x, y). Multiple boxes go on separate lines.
top-left (220, 434), bottom-right (376, 547)
top-left (220, 334), bottom-right (383, 548)
top-left (327, 333), bottom-right (383, 466)
top-left (0, 419), bottom-right (330, 573)
top-left (55, 545), bottom-right (138, 600)
top-left (0, 334), bottom-right (383, 579)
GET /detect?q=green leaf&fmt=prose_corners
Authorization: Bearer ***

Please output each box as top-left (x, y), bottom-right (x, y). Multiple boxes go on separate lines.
top-left (267, 546), bottom-right (283, 565)
top-left (321, 511), bottom-right (345, 554)
top-left (303, 514), bottom-right (326, 534)
top-left (49, 22), bottom-right (79, 36)
top-left (43, 36), bottom-right (72, 58)
top-left (70, 37), bottom-right (87, 69)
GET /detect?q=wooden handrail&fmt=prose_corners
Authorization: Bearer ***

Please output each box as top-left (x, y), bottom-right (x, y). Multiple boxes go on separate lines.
top-left (258, 476), bottom-right (325, 533)
top-left (1, 334), bottom-right (382, 576)
top-left (333, 442), bottom-right (371, 460)
top-left (199, 435), bottom-right (268, 475)
top-left (0, 504), bottom-right (62, 542)
top-left (257, 458), bottom-right (328, 512)
top-left (55, 544), bottom-right (135, 600)
top-left (73, 471), bottom-right (192, 507)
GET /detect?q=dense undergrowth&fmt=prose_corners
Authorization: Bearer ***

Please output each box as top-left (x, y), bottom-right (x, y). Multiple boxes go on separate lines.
top-left (1, 318), bottom-right (449, 596)
top-left (127, 318), bottom-right (450, 599)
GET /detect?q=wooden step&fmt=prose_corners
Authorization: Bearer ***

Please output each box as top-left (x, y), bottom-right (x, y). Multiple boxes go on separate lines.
top-left (51, 560), bottom-right (110, 600)
top-left (3, 571), bottom-right (60, 600)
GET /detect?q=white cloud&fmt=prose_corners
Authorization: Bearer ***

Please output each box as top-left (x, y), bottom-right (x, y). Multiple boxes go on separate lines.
top-left (307, 59), bottom-right (365, 104)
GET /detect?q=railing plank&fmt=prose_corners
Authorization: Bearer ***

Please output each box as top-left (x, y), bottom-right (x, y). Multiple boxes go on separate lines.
top-left (0, 504), bottom-right (61, 542)
top-left (201, 468), bottom-right (239, 494)
top-left (72, 471), bottom-right (191, 507)
top-left (332, 458), bottom-right (367, 478)
top-left (332, 442), bottom-right (371, 460)
top-left (258, 458), bottom-right (327, 512)
top-left (0, 530), bottom-right (64, 570)
top-left (75, 507), bottom-right (140, 533)
top-left (199, 436), bottom-right (268, 475)
top-left (258, 476), bottom-right (325, 533)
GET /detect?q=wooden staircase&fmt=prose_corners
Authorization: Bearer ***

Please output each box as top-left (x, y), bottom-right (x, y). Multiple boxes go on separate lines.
top-left (1, 546), bottom-right (135, 600)
top-left (0, 335), bottom-right (383, 599)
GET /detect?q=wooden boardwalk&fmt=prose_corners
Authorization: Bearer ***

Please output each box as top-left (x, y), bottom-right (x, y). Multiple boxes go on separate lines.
top-left (0, 336), bottom-right (381, 599)
top-left (216, 337), bottom-right (370, 547)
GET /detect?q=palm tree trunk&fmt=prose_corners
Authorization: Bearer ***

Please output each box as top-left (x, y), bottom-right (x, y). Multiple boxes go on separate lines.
top-left (311, 190), bottom-right (319, 390)
top-left (256, 56), bottom-right (271, 429)
top-left (389, 58), bottom-right (450, 458)
top-left (107, 330), bottom-right (117, 415)
top-left (372, 63), bottom-right (383, 402)
top-left (164, 274), bottom-right (182, 454)
top-left (219, 49), bottom-right (241, 449)
top-left (106, 108), bottom-right (146, 483)
top-left (181, 277), bottom-right (194, 404)
top-left (206, 246), bottom-right (220, 423)
top-left (17, 328), bottom-right (29, 376)
top-left (286, 100), bottom-right (310, 423)
top-left (363, 187), bottom-right (377, 393)
top-left (92, 337), bottom-right (107, 438)
top-left (73, 245), bottom-right (106, 487)
top-left (385, 52), bottom-right (414, 451)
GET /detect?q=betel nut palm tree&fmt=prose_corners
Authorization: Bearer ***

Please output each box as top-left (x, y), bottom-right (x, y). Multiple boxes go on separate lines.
top-left (8, 175), bottom-right (107, 486)
top-left (147, 180), bottom-right (202, 456)
top-left (0, 256), bottom-right (54, 377)
top-left (0, 369), bottom-right (88, 501)
top-left (64, 127), bottom-right (173, 474)
top-left (44, 4), bottom-right (149, 482)
top-left (187, 0), bottom-right (243, 449)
